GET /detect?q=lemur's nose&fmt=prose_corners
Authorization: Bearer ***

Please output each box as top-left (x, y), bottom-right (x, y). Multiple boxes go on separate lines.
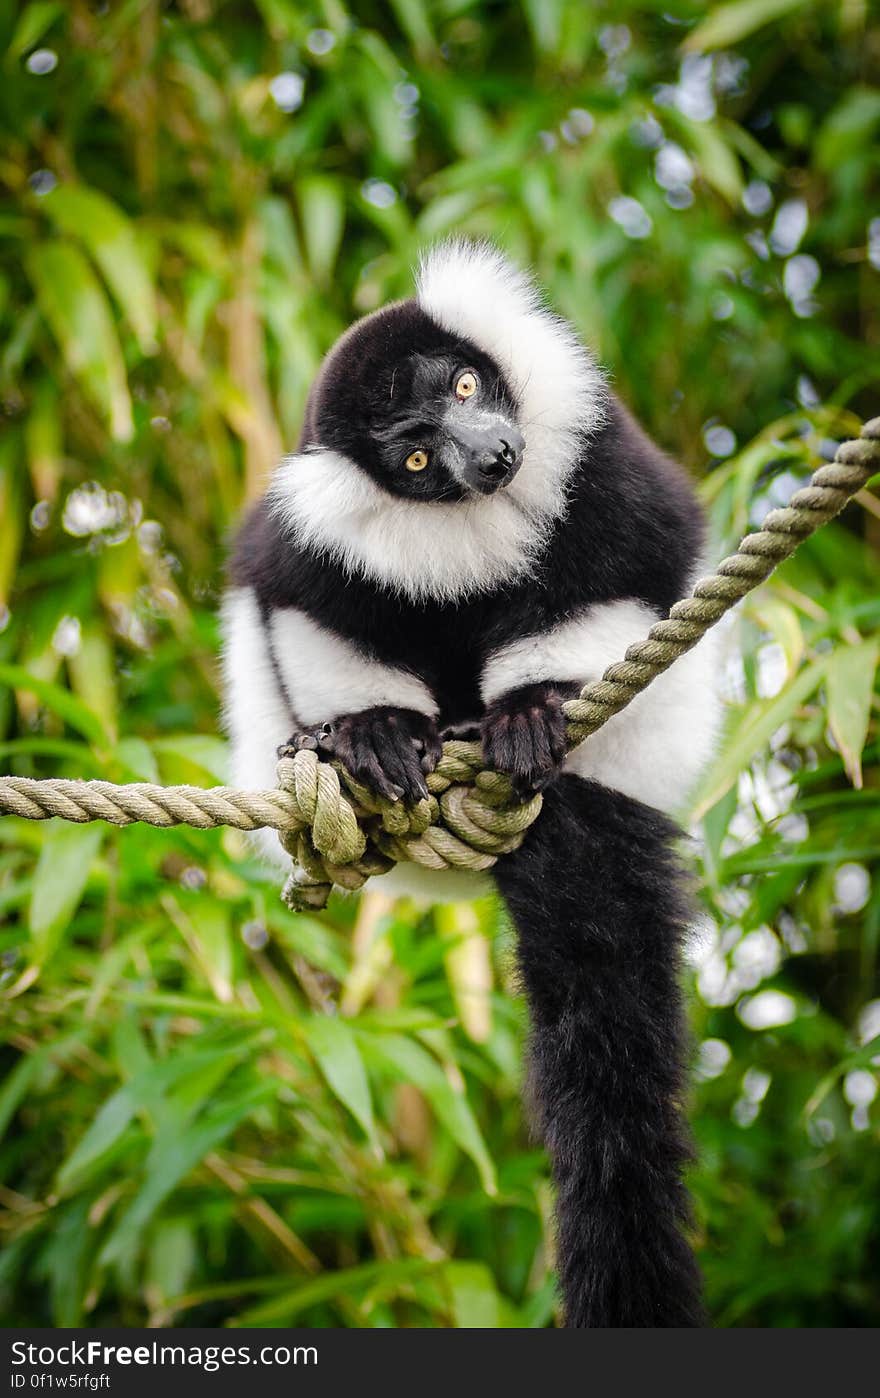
top-left (480, 430), bottom-right (524, 476)
top-left (452, 417), bottom-right (525, 492)
top-left (479, 455), bottom-right (511, 482)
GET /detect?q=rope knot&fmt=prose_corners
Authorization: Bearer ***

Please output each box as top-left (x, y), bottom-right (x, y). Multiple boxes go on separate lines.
top-left (276, 751), bottom-right (366, 867)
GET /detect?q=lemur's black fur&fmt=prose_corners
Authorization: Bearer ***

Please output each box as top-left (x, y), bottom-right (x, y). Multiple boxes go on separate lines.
top-left (495, 778), bottom-right (705, 1327)
top-left (228, 255), bottom-right (708, 1324)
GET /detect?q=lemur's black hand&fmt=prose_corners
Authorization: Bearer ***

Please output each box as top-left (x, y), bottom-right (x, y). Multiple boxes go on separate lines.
top-left (480, 681), bottom-right (579, 799)
top-left (283, 707), bottom-right (442, 805)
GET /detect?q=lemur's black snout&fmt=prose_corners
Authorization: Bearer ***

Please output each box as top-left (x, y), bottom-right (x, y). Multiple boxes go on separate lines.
top-left (453, 418), bottom-right (525, 494)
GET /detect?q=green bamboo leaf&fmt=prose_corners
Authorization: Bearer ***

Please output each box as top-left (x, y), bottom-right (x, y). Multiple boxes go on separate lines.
top-left (146, 1220), bottom-right (196, 1305)
top-left (152, 735), bottom-right (229, 783)
top-left (228, 1259), bottom-right (437, 1327)
top-left (113, 737), bottom-right (160, 783)
top-left (803, 1035), bottom-right (880, 1119)
top-left (0, 1053), bottom-right (42, 1140)
top-left (25, 377), bottom-right (63, 501)
top-left (723, 118), bottom-right (784, 181)
top-left (435, 902), bottom-right (492, 1044)
top-left (445, 1261), bottom-right (502, 1329)
top-left (302, 1015), bottom-right (377, 1145)
top-left (748, 596), bottom-right (805, 676)
top-left (361, 1033), bottom-right (497, 1194)
top-left (100, 1081), bottom-right (276, 1266)
top-left (815, 88), bottom-right (880, 171)
top-left (0, 1036), bottom-right (86, 1139)
top-left (7, 1), bottom-right (64, 59)
top-left (265, 906), bottom-right (349, 981)
top-left (684, 0), bottom-right (814, 53)
top-left (43, 1195), bottom-right (92, 1327)
top-left (0, 738), bottom-right (99, 768)
top-left (826, 640), bottom-right (879, 789)
top-left (521, 0), bottom-right (563, 53)
top-left (59, 1033), bottom-right (262, 1193)
top-left (0, 434), bottom-right (23, 603)
top-left (28, 822), bottom-right (104, 965)
top-left (26, 240), bottom-right (133, 441)
top-left (56, 1082), bottom-right (141, 1194)
top-left (387, 0), bottom-right (435, 58)
top-left (84, 921), bottom-right (163, 1016)
top-left (43, 185), bottom-right (158, 354)
top-left (298, 175), bottom-right (345, 284)
top-left (683, 120), bottom-right (744, 205)
top-left (0, 661), bottom-right (110, 746)
top-left (520, 1275), bottom-right (560, 1328)
top-left (689, 655), bottom-right (828, 820)
top-left (67, 621), bottom-right (118, 745)
top-left (183, 901), bottom-right (234, 1004)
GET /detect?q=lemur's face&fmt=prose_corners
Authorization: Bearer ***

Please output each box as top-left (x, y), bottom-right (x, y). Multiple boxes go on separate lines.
top-left (305, 301), bottom-right (525, 502)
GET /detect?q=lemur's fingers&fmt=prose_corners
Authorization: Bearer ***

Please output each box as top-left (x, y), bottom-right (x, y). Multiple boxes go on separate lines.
top-left (509, 709), bottom-right (554, 799)
top-left (300, 707), bottom-right (440, 805)
top-left (481, 681), bottom-right (577, 798)
top-left (395, 710), bottom-right (443, 789)
top-left (277, 732), bottom-right (316, 758)
top-left (357, 736), bottom-right (408, 802)
top-left (416, 719), bottom-right (444, 773)
top-left (547, 712), bottom-right (568, 767)
top-left (369, 713), bottom-right (428, 803)
top-left (277, 722), bottom-right (334, 760)
top-left (330, 720), bottom-right (402, 802)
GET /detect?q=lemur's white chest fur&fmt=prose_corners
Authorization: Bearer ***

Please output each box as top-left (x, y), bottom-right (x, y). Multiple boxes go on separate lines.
top-left (222, 241), bottom-right (723, 903)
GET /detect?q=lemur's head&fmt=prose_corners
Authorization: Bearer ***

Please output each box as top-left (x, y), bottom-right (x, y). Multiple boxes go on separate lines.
top-left (271, 241), bottom-right (608, 600)
top-left (301, 298), bottom-right (525, 501)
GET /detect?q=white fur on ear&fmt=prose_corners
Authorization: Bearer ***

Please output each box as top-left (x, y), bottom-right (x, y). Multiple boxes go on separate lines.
top-left (416, 239), bottom-right (608, 522)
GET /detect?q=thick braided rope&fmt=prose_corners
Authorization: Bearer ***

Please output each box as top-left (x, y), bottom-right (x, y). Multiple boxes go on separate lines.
top-left (562, 422), bottom-right (880, 743)
top-left (1, 419), bottom-right (877, 908)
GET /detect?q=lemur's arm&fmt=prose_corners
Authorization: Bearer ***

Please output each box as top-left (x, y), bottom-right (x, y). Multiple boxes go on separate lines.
top-left (478, 602), bottom-right (640, 795)
top-left (270, 606), bottom-right (443, 803)
top-left (478, 597), bottom-right (721, 810)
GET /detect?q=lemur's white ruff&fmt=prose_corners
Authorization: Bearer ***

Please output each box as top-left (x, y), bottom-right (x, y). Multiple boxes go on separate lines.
top-left (269, 241), bottom-right (607, 602)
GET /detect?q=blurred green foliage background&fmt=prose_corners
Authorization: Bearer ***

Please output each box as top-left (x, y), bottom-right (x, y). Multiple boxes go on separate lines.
top-left (1, 0), bottom-right (879, 1327)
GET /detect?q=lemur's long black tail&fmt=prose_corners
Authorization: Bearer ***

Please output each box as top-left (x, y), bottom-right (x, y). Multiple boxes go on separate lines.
top-left (494, 775), bottom-right (704, 1328)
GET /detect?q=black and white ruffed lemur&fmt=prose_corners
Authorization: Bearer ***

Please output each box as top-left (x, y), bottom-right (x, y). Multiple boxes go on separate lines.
top-left (223, 241), bottom-right (722, 1327)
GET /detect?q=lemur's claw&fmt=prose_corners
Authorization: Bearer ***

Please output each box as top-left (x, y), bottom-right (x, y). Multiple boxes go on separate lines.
top-left (481, 682), bottom-right (578, 799)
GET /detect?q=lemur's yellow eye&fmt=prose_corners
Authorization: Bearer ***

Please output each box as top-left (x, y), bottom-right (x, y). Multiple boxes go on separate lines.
top-left (406, 449), bottom-right (429, 472)
top-left (454, 370), bottom-right (478, 401)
